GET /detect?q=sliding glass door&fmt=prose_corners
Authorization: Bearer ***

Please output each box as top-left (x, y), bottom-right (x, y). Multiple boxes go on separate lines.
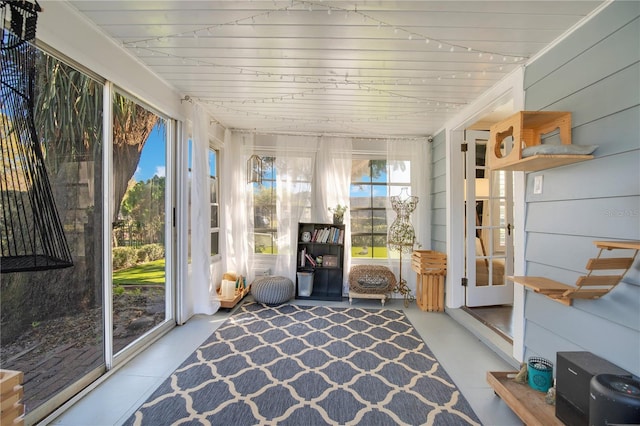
top-left (1, 38), bottom-right (176, 422)
top-left (110, 91), bottom-right (174, 358)
top-left (1, 46), bottom-right (105, 421)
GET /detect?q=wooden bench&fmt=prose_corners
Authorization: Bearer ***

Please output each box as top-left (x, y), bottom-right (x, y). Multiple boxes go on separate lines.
top-left (509, 241), bottom-right (639, 305)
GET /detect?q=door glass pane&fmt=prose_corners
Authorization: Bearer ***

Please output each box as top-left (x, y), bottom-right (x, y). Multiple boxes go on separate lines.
top-left (1, 48), bottom-right (104, 417)
top-left (210, 203), bottom-right (218, 228)
top-left (474, 142), bottom-right (505, 287)
top-left (112, 94), bottom-right (167, 354)
top-left (210, 233), bottom-right (219, 257)
top-left (372, 185), bottom-right (388, 208)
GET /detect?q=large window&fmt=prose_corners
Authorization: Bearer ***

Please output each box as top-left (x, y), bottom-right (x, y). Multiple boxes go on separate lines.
top-left (251, 155), bottom-right (312, 254)
top-left (253, 157), bottom-right (276, 254)
top-left (209, 146), bottom-right (219, 256)
top-left (350, 159), bottom-right (411, 258)
top-left (186, 141), bottom-right (218, 257)
top-left (250, 154), bottom-right (410, 258)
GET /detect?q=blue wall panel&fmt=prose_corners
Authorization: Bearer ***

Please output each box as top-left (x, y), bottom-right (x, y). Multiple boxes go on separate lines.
top-left (431, 130), bottom-right (447, 251)
top-left (521, 1), bottom-right (640, 376)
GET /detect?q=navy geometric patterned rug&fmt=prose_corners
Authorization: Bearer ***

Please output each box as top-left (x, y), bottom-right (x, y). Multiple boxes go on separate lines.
top-left (125, 303), bottom-right (481, 425)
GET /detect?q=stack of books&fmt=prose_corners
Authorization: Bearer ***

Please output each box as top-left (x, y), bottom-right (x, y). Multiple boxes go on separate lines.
top-left (309, 226), bottom-right (344, 244)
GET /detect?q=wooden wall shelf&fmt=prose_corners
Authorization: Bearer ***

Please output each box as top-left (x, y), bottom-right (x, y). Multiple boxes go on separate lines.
top-left (488, 111), bottom-right (593, 171)
top-left (493, 154), bottom-right (593, 172)
top-left (509, 240), bottom-right (639, 305)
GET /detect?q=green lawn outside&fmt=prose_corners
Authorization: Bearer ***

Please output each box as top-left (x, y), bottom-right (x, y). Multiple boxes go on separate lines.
top-left (351, 246), bottom-right (389, 258)
top-left (113, 259), bottom-right (165, 285)
top-left (112, 248), bottom-right (396, 285)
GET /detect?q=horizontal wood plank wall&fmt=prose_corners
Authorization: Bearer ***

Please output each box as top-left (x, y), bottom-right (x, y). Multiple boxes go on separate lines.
top-left (430, 131), bottom-right (447, 253)
top-left (521, 1), bottom-right (640, 375)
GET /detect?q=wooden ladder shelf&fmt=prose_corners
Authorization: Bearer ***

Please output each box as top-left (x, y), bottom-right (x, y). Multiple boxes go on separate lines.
top-left (508, 241), bottom-right (639, 306)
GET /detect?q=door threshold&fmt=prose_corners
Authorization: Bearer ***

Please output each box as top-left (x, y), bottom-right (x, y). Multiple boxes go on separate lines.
top-left (446, 307), bottom-right (519, 369)
top-left (461, 306), bottom-right (513, 344)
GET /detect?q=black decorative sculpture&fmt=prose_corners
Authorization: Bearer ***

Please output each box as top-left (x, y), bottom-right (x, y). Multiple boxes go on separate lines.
top-left (1, 0), bottom-right (74, 273)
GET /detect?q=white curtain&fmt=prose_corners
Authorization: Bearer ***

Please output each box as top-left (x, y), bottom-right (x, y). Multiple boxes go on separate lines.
top-left (182, 104), bottom-right (220, 319)
top-left (223, 131), bottom-right (251, 281)
top-left (273, 135), bottom-right (317, 280)
top-left (177, 118), bottom-right (191, 325)
top-left (315, 136), bottom-right (353, 294)
top-left (233, 133), bottom-right (428, 295)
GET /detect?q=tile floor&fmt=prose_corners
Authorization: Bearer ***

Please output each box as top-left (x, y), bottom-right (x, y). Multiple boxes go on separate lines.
top-left (46, 297), bottom-right (523, 426)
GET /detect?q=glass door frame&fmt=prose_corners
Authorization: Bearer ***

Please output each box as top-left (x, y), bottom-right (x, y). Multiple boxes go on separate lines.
top-left (464, 130), bottom-right (514, 307)
top-left (104, 84), bottom-right (177, 369)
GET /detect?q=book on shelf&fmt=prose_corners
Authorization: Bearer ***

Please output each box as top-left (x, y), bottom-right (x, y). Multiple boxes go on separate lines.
top-left (304, 253), bottom-right (317, 267)
top-left (300, 247), bottom-right (306, 267)
top-left (321, 228), bottom-right (330, 243)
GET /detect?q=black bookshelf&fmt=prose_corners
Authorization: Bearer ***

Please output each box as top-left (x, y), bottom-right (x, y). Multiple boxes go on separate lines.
top-left (296, 222), bottom-right (345, 301)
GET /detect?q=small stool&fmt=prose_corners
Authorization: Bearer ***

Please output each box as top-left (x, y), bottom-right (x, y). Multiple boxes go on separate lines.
top-left (251, 276), bottom-right (295, 305)
top-left (348, 265), bottom-right (397, 306)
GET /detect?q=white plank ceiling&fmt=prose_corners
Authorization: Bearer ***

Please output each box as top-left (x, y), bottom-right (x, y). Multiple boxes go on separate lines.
top-left (67, 0), bottom-right (605, 137)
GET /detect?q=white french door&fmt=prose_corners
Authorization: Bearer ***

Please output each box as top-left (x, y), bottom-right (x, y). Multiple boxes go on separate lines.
top-left (464, 130), bottom-right (514, 307)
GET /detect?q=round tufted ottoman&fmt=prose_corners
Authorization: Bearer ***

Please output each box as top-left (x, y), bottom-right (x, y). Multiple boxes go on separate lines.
top-left (251, 276), bottom-right (295, 305)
